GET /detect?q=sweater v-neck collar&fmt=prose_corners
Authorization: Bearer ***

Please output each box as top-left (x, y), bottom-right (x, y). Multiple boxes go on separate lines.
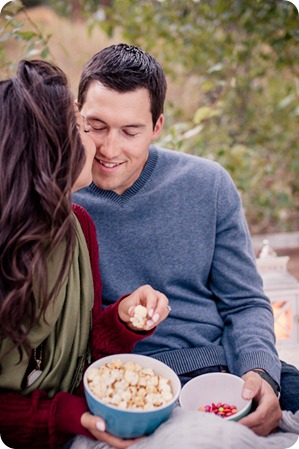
top-left (88, 146), bottom-right (158, 205)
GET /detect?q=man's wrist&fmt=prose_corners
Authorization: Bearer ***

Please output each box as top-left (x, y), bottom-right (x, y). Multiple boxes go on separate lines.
top-left (251, 368), bottom-right (281, 398)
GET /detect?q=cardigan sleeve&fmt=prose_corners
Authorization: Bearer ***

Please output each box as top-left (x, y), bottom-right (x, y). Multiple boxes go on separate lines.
top-left (0, 389), bottom-right (91, 449)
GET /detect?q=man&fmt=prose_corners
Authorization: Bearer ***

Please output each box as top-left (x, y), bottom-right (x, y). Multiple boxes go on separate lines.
top-left (73, 43), bottom-right (299, 437)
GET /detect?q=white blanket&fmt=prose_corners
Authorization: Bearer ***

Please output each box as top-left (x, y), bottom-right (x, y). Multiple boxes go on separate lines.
top-left (71, 408), bottom-right (299, 449)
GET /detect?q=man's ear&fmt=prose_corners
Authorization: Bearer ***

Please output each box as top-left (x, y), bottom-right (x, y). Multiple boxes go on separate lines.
top-left (74, 99), bottom-right (79, 111)
top-left (151, 114), bottom-right (164, 142)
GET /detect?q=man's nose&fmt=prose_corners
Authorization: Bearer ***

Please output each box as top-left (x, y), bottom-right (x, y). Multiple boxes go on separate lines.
top-left (98, 131), bottom-right (120, 159)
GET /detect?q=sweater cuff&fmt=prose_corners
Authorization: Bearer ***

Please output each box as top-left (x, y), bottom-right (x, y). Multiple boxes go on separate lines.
top-left (114, 295), bottom-right (155, 339)
top-left (237, 351), bottom-right (281, 386)
top-left (91, 296), bottom-right (156, 363)
top-left (97, 297), bottom-right (154, 347)
top-left (50, 393), bottom-right (92, 448)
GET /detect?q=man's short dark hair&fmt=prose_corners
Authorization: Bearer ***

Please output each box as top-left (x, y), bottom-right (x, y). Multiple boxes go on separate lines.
top-left (78, 43), bottom-right (167, 127)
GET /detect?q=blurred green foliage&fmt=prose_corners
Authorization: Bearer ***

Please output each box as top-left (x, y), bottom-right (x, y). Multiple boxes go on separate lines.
top-left (0, 0), bottom-right (51, 74)
top-left (92, 0), bottom-right (299, 234)
top-left (1, 0), bottom-right (298, 233)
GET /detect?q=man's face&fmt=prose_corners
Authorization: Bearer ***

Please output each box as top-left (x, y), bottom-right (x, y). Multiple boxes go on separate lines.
top-left (72, 111), bottom-right (96, 193)
top-left (79, 81), bottom-right (164, 194)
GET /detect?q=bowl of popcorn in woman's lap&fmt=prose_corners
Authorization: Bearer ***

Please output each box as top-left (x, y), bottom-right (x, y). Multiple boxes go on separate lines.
top-left (84, 353), bottom-right (181, 438)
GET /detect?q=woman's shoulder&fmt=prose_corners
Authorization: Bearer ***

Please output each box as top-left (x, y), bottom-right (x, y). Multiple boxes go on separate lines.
top-left (72, 202), bottom-right (90, 221)
top-left (72, 203), bottom-right (97, 243)
top-left (72, 203), bottom-right (101, 292)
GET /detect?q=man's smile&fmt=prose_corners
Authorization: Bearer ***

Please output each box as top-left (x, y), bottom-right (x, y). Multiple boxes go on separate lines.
top-left (96, 158), bottom-right (125, 169)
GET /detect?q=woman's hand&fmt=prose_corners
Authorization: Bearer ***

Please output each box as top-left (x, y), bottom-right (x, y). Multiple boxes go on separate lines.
top-left (118, 284), bottom-right (171, 331)
top-left (81, 412), bottom-right (143, 448)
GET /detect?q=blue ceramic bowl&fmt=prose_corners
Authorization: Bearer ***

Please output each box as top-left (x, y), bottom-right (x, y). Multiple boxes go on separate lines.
top-left (84, 354), bottom-right (181, 439)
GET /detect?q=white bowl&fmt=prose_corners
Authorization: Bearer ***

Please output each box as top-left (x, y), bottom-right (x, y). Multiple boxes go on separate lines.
top-left (84, 353), bottom-right (181, 438)
top-left (179, 372), bottom-right (252, 421)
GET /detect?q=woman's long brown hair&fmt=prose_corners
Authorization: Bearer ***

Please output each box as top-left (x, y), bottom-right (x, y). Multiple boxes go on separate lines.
top-left (0, 60), bottom-right (86, 363)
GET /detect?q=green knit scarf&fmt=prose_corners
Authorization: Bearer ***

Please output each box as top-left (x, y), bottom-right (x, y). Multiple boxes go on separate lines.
top-left (0, 214), bottom-right (94, 397)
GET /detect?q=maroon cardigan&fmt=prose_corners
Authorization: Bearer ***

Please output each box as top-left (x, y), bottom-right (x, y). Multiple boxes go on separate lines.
top-left (0, 204), bottom-right (151, 449)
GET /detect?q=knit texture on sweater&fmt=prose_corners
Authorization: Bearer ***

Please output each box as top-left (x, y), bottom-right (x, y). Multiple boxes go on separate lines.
top-left (73, 146), bottom-right (281, 384)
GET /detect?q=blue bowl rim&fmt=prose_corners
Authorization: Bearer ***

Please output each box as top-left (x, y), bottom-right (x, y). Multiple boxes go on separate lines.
top-left (84, 353), bottom-right (181, 414)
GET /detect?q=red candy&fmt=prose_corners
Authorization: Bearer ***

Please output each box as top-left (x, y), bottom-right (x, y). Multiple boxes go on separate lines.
top-left (198, 402), bottom-right (238, 418)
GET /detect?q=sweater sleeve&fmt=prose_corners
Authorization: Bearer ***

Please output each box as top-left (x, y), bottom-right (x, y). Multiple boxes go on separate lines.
top-left (0, 389), bottom-right (91, 449)
top-left (209, 168), bottom-right (281, 383)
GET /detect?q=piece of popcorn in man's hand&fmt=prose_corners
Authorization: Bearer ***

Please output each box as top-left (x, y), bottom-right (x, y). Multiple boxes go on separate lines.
top-left (130, 304), bottom-right (148, 329)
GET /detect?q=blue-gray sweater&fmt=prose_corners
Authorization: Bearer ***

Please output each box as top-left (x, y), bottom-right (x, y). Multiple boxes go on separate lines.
top-left (73, 146), bottom-right (281, 384)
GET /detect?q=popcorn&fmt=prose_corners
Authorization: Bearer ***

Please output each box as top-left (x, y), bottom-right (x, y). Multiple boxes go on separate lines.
top-left (129, 305), bottom-right (148, 328)
top-left (86, 359), bottom-right (173, 410)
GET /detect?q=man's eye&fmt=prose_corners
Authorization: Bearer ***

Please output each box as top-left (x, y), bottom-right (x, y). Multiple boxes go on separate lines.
top-left (86, 123), bottom-right (106, 132)
top-left (91, 125), bottom-right (106, 131)
top-left (85, 119), bottom-right (106, 132)
top-left (124, 130), bottom-right (138, 137)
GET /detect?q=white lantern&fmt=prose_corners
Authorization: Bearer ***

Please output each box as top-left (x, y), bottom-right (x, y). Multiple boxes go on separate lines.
top-left (256, 239), bottom-right (299, 346)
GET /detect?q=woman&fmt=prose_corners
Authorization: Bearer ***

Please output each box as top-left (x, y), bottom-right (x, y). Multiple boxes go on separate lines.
top-left (0, 59), bottom-right (170, 449)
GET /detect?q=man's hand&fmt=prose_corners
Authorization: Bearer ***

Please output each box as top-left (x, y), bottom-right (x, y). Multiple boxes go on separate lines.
top-left (118, 284), bottom-right (170, 331)
top-left (81, 412), bottom-right (143, 448)
top-left (239, 370), bottom-right (282, 436)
